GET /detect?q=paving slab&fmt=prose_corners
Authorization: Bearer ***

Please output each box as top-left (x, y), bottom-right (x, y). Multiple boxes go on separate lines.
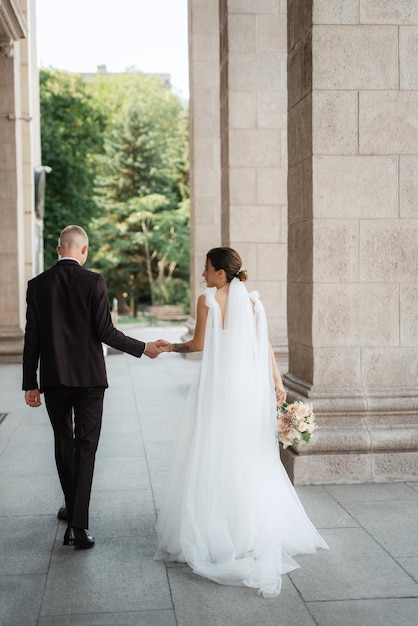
top-left (325, 482), bottom-right (418, 503)
top-left (40, 535), bottom-right (172, 616)
top-left (38, 610), bottom-right (177, 626)
top-left (0, 515), bottom-right (57, 575)
top-left (307, 598), bottom-right (418, 626)
top-left (295, 485), bottom-right (359, 529)
top-left (397, 557), bottom-right (418, 582)
top-left (167, 564), bottom-right (317, 626)
top-left (0, 471), bottom-right (62, 516)
top-left (0, 574), bottom-right (45, 626)
top-left (289, 527), bottom-right (418, 601)
top-left (87, 488), bottom-right (157, 540)
top-left (342, 499), bottom-right (418, 559)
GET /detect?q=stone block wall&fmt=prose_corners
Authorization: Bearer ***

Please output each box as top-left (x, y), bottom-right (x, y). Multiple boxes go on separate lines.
top-left (0, 0), bottom-right (41, 362)
top-left (188, 0), bottom-right (222, 307)
top-left (218, 0), bottom-right (288, 351)
top-left (285, 0), bottom-right (418, 483)
top-left (188, 0), bottom-right (289, 355)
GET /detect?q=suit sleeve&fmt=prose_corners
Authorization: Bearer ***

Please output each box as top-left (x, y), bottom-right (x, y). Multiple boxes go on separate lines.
top-left (22, 285), bottom-right (41, 390)
top-left (92, 274), bottom-right (146, 357)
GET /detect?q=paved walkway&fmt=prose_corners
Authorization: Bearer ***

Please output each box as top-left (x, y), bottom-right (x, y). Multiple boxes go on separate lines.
top-left (1, 324), bottom-right (418, 626)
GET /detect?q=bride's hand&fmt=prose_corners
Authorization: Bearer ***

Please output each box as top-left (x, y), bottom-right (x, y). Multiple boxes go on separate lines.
top-left (156, 339), bottom-right (173, 352)
top-left (275, 386), bottom-right (286, 406)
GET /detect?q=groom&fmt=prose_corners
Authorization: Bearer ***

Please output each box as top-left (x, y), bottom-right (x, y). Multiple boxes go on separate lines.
top-left (22, 225), bottom-right (160, 548)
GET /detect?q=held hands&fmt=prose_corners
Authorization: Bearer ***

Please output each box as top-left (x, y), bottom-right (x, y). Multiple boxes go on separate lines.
top-left (25, 389), bottom-right (42, 407)
top-left (143, 341), bottom-right (163, 359)
top-left (143, 339), bottom-right (174, 358)
top-left (156, 339), bottom-right (173, 353)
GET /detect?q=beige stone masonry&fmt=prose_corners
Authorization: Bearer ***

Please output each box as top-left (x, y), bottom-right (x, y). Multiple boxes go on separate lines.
top-left (362, 348), bottom-right (418, 388)
top-left (313, 220), bottom-right (359, 283)
top-left (0, 50), bottom-right (24, 360)
top-left (214, 0), bottom-right (288, 349)
top-left (400, 285), bottom-right (418, 346)
top-left (313, 156), bottom-right (398, 218)
top-left (312, 284), bottom-right (399, 348)
top-left (285, 0), bottom-right (418, 483)
top-left (400, 27), bottom-right (418, 89)
top-left (360, 220), bottom-right (418, 282)
top-left (400, 156), bottom-right (418, 217)
top-left (313, 0), bottom-right (359, 24)
top-left (360, 92), bottom-right (418, 154)
top-left (188, 0), bottom-right (222, 305)
top-left (360, 0), bottom-right (418, 25)
top-left (228, 0), bottom-right (280, 14)
top-left (313, 26), bottom-right (398, 90)
top-left (312, 91), bottom-right (358, 155)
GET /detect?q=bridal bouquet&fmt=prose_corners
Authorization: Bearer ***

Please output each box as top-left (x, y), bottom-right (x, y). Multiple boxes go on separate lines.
top-left (276, 401), bottom-right (317, 449)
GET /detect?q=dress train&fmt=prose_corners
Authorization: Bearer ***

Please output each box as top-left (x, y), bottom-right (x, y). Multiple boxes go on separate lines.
top-left (154, 278), bottom-right (328, 597)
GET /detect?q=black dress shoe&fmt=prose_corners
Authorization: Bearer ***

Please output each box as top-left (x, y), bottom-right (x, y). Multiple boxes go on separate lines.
top-left (63, 527), bottom-right (95, 548)
top-left (57, 505), bottom-right (68, 521)
top-left (72, 527), bottom-right (95, 549)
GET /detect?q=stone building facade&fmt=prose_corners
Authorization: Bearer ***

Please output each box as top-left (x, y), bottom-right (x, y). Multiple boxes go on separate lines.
top-left (284, 0), bottom-right (418, 483)
top-left (0, 0), bottom-right (41, 362)
top-left (188, 0), bottom-right (418, 484)
top-left (1, 0), bottom-right (417, 483)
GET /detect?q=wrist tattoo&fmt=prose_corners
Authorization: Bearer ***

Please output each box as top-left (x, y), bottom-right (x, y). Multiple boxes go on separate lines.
top-left (172, 343), bottom-right (190, 353)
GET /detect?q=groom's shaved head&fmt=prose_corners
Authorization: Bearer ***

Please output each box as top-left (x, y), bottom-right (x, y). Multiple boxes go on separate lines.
top-left (59, 225), bottom-right (89, 251)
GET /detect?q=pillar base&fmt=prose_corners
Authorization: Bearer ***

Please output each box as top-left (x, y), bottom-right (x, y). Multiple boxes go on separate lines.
top-left (0, 326), bottom-right (24, 363)
top-left (282, 372), bottom-right (418, 484)
top-left (280, 446), bottom-right (418, 485)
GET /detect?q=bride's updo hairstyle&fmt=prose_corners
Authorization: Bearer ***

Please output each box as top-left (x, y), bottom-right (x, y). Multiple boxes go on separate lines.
top-left (206, 247), bottom-right (248, 282)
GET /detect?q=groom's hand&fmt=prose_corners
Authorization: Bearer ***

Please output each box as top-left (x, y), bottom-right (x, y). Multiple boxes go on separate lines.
top-left (25, 389), bottom-right (42, 407)
top-left (144, 341), bottom-right (162, 359)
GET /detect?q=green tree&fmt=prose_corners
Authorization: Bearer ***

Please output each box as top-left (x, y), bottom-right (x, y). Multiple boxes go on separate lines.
top-left (92, 74), bottom-right (188, 206)
top-left (39, 69), bottom-right (105, 267)
top-left (90, 74), bottom-right (190, 311)
top-left (96, 101), bottom-right (171, 202)
top-left (91, 195), bottom-right (190, 311)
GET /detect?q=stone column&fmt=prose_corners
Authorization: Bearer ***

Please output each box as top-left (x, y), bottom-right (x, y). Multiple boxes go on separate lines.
top-left (0, 0), bottom-right (40, 363)
top-left (219, 0), bottom-right (288, 356)
top-left (0, 47), bottom-right (26, 362)
top-left (188, 0), bottom-right (222, 308)
top-left (285, 0), bottom-right (418, 483)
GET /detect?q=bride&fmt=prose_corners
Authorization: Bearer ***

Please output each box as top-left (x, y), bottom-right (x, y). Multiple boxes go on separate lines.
top-left (154, 247), bottom-right (328, 597)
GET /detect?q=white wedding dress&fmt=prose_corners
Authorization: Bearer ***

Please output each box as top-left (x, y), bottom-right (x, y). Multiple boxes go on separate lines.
top-left (154, 278), bottom-right (328, 597)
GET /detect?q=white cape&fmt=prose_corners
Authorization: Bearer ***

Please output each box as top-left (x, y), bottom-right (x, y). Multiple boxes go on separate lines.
top-left (154, 278), bottom-right (328, 597)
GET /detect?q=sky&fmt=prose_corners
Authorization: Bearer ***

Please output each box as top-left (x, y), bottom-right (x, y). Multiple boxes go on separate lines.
top-left (35, 0), bottom-right (189, 99)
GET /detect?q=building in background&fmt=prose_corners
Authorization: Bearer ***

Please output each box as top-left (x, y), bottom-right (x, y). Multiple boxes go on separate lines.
top-left (0, 0), bottom-right (42, 363)
top-left (81, 64), bottom-right (171, 90)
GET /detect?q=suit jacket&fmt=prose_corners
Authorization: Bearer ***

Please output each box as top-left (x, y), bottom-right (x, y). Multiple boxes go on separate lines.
top-left (22, 260), bottom-right (145, 392)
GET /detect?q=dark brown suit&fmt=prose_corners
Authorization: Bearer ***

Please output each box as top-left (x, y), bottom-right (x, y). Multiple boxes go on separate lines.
top-left (22, 259), bottom-right (145, 528)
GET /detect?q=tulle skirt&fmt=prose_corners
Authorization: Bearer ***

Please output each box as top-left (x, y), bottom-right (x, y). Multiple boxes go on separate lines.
top-left (154, 281), bottom-right (328, 597)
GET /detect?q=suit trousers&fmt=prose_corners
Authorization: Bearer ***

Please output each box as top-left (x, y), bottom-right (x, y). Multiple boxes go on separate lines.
top-left (44, 386), bottom-right (105, 529)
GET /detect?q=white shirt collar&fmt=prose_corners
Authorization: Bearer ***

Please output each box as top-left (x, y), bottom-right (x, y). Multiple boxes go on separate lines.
top-left (58, 257), bottom-right (80, 265)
